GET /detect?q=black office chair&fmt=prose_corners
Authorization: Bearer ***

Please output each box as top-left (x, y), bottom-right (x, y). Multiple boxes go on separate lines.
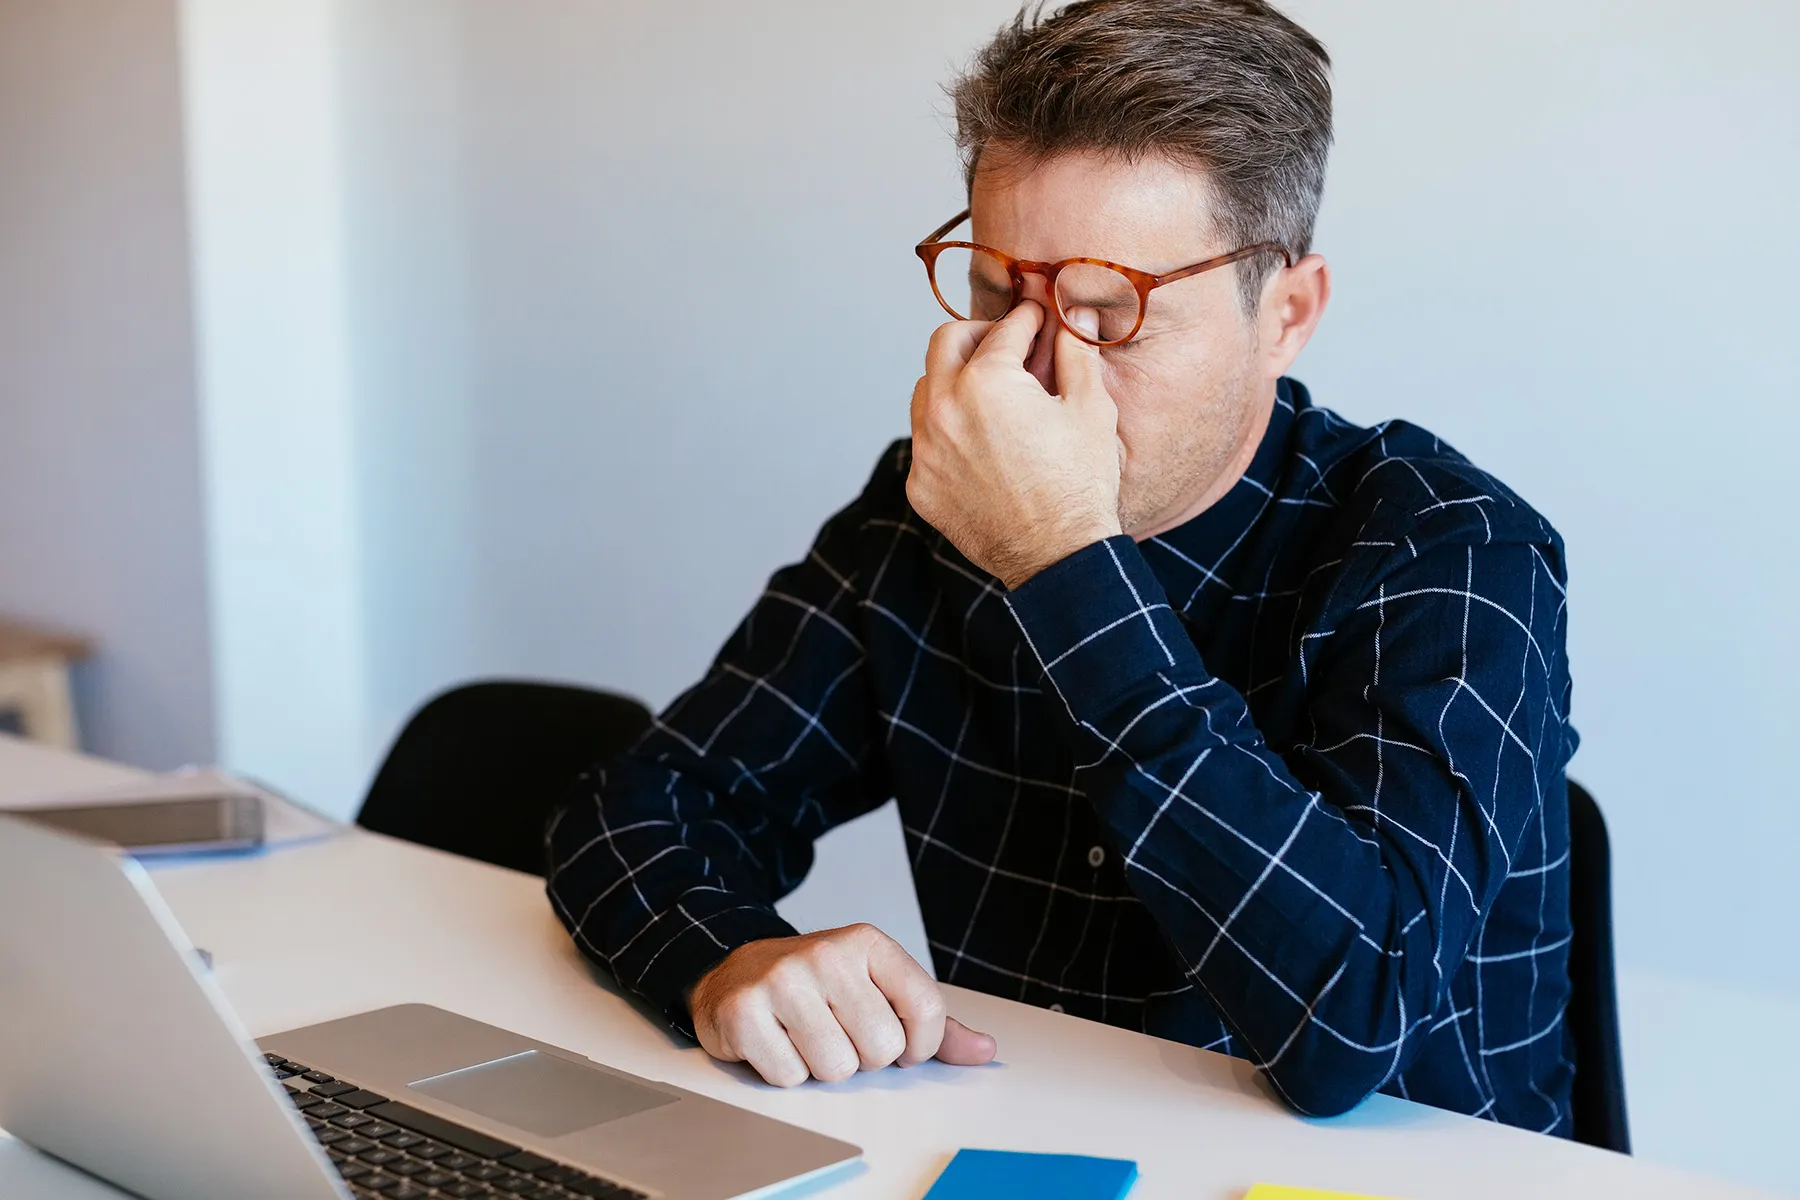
top-left (356, 680), bottom-right (654, 877)
top-left (1566, 779), bottom-right (1630, 1154)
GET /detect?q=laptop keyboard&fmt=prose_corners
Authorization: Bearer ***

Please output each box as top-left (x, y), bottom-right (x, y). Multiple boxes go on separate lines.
top-left (267, 1054), bottom-right (651, 1200)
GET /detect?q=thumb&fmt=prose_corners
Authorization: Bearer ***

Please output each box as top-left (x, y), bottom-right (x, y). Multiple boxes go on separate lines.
top-left (1054, 306), bottom-right (1106, 401)
top-left (933, 1016), bottom-right (998, 1066)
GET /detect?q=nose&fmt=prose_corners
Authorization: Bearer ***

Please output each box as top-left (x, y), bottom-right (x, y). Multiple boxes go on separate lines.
top-left (1017, 275), bottom-right (1062, 395)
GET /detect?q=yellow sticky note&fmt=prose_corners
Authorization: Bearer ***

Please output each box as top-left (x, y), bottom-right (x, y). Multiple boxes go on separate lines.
top-left (1244, 1186), bottom-right (1403, 1200)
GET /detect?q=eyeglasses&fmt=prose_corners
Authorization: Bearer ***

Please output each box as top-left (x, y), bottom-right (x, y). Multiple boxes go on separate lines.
top-left (914, 209), bottom-right (1292, 347)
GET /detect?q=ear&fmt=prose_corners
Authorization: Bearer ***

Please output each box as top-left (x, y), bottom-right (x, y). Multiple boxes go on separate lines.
top-left (1256, 253), bottom-right (1330, 380)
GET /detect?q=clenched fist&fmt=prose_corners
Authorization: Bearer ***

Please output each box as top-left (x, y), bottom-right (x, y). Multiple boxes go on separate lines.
top-left (907, 300), bottom-right (1124, 590)
top-left (686, 923), bottom-right (996, 1086)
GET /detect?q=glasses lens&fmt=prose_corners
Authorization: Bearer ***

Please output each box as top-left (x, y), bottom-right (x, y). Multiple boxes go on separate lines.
top-left (1055, 262), bottom-right (1142, 344)
top-left (929, 246), bottom-right (1015, 322)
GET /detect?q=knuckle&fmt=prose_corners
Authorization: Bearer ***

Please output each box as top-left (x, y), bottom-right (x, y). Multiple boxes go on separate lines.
top-left (712, 990), bottom-right (759, 1031)
top-left (803, 939), bottom-right (851, 976)
top-left (764, 956), bottom-right (811, 993)
top-left (865, 1026), bottom-right (907, 1068)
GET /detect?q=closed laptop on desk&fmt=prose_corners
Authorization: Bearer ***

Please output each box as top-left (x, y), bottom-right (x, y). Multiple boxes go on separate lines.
top-left (0, 813), bottom-right (860, 1200)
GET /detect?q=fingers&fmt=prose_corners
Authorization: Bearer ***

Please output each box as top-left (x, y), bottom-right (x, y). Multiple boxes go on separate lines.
top-left (825, 973), bottom-right (909, 1072)
top-left (865, 931), bottom-right (952, 1066)
top-left (693, 927), bottom-right (995, 1087)
top-left (935, 1016), bottom-right (999, 1066)
top-left (924, 318), bottom-right (993, 377)
top-left (710, 994), bottom-right (811, 1088)
top-left (1054, 305), bottom-right (1106, 401)
top-left (770, 985), bottom-right (863, 1083)
top-left (968, 299), bottom-right (1046, 367)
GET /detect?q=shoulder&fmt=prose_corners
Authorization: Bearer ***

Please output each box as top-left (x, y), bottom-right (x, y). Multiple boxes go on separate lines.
top-left (1283, 392), bottom-right (1564, 570)
top-left (807, 438), bottom-right (937, 564)
top-left (855, 438), bottom-right (915, 514)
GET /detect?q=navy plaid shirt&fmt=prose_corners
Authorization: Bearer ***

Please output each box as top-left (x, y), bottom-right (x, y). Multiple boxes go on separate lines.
top-left (547, 378), bottom-right (1578, 1133)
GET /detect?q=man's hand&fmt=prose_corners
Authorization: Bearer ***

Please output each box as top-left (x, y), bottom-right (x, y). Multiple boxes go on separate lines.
top-left (686, 923), bottom-right (996, 1086)
top-left (907, 300), bottom-right (1123, 590)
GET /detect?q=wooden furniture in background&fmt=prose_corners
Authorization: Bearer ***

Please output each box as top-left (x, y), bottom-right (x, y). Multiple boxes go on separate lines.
top-left (0, 618), bottom-right (92, 750)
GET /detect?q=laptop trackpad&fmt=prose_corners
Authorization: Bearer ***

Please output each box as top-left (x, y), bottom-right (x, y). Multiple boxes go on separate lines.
top-left (411, 1050), bottom-right (678, 1138)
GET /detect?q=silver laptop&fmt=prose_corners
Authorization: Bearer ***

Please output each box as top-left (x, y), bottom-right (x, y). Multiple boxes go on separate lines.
top-left (0, 813), bottom-right (860, 1200)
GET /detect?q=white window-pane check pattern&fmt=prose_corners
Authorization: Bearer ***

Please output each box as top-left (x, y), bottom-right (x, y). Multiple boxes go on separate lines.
top-left (547, 380), bottom-right (1577, 1133)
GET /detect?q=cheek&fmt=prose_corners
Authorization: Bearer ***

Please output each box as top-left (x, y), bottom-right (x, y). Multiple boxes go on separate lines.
top-left (1100, 350), bottom-right (1188, 447)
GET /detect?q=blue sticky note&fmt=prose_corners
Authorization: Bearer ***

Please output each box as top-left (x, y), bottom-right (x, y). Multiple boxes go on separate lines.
top-left (924, 1148), bottom-right (1138, 1200)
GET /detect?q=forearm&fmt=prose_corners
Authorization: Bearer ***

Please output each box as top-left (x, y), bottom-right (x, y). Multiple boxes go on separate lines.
top-left (545, 758), bottom-right (803, 1029)
top-left (1006, 536), bottom-right (1525, 1114)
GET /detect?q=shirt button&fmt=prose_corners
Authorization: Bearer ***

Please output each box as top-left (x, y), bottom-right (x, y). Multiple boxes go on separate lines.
top-left (1087, 845), bottom-right (1105, 868)
top-left (1047, 1003), bottom-right (1065, 1014)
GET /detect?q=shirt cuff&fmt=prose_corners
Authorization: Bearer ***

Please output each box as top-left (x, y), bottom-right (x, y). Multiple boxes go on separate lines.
top-left (1004, 535), bottom-right (1202, 724)
top-left (628, 896), bottom-right (800, 1041)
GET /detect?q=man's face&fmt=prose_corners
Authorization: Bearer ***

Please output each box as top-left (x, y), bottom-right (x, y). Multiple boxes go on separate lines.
top-left (968, 149), bottom-right (1277, 538)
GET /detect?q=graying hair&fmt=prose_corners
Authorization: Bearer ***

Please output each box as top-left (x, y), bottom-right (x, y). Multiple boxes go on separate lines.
top-left (951, 0), bottom-right (1333, 314)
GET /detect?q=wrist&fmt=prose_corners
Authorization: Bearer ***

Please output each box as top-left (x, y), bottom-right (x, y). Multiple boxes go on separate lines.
top-left (998, 517), bottom-right (1122, 591)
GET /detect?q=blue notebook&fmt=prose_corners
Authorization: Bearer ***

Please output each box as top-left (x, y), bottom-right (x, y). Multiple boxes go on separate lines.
top-left (924, 1148), bottom-right (1139, 1200)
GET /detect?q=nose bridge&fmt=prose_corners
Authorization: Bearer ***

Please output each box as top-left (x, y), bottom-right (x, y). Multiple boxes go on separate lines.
top-left (1013, 264), bottom-right (1062, 325)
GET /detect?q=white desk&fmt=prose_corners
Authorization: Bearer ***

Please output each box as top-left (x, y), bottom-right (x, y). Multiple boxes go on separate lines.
top-left (0, 736), bottom-right (1776, 1200)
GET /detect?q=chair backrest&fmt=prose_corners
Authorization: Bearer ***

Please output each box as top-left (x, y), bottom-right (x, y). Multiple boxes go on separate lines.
top-left (1566, 778), bottom-right (1631, 1153)
top-left (356, 680), bottom-right (653, 877)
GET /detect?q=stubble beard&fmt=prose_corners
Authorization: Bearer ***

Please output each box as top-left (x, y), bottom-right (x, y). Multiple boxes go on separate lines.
top-left (1115, 364), bottom-right (1261, 539)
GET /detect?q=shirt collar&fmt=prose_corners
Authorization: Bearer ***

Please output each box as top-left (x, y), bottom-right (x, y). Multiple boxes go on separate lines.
top-left (1140, 376), bottom-right (1306, 608)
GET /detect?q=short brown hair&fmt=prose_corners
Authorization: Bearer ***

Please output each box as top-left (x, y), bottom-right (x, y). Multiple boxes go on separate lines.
top-left (951, 0), bottom-right (1333, 313)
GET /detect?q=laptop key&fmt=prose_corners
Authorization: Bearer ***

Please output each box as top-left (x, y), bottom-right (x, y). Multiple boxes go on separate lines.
top-left (498, 1152), bottom-right (554, 1173)
top-left (358, 1121), bottom-right (400, 1139)
top-left (361, 1100), bottom-right (520, 1159)
top-left (358, 1147), bottom-right (403, 1166)
top-left (335, 1089), bottom-right (391, 1109)
top-left (409, 1140), bottom-right (451, 1160)
top-left (315, 1128), bottom-right (351, 1146)
top-left (561, 1177), bottom-right (627, 1198)
top-left (439, 1184), bottom-right (487, 1199)
top-left (417, 1169), bottom-right (458, 1188)
top-left (438, 1152), bottom-right (478, 1171)
top-left (386, 1186), bottom-right (432, 1200)
top-left (381, 1131), bottom-right (424, 1149)
top-left (465, 1163), bottom-right (507, 1181)
top-left (309, 1102), bottom-right (350, 1120)
top-left (332, 1113), bottom-right (374, 1130)
top-left (337, 1160), bottom-right (372, 1180)
top-left (336, 1137), bottom-right (377, 1155)
top-left (386, 1158), bottom-right (426, 1177)
top-left (303, 1070), bottom-right (336, 1084)
top-left (291, 1092), bottom-right (326, 1111)
top-left (309, 1081), bottom-right (357, 1098)
top-left (534, 1165), bottom-right (580, 1183)
top-left (358, 1171), bottom-right (398, 1191)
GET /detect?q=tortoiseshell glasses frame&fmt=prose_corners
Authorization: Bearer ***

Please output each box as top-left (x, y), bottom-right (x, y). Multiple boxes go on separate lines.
top-left (914, 208), bottom-right (1293, 347)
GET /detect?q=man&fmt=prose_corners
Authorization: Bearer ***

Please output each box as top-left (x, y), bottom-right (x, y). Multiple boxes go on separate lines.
top-left (548, 0), bottom-right (1577, 1135)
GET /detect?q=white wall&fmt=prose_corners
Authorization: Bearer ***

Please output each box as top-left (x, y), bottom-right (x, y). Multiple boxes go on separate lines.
top-left (178, 0), bottom-right (375, 813)
top-left (0, 0), bottom-right (216, 770)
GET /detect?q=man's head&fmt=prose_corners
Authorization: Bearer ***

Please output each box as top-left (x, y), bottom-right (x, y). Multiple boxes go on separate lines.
top-left (948, 0), bottom-right (1335, 538)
